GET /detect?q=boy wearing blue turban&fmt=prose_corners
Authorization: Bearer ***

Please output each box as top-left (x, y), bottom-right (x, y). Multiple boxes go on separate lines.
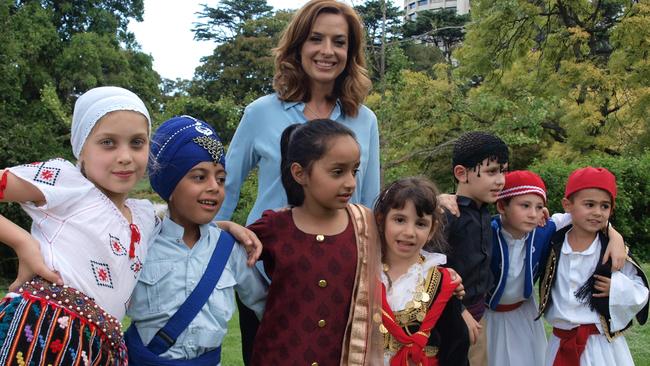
top-left (125, 116), bottom-right (268, 365)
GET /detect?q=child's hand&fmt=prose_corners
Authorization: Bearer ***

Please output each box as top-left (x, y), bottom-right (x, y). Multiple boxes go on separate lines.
top-left (10, 238), bottom-right (63, 292)
top-left (537, 207), bottom-right (550, 227)
top-left (592, 274), bottom-right (611, 298)
top-left (603, 226), bottom-right (626, 271)
top-left (461, 309), bottom-right (481, 345)
top-left (447, 268), bottom-right (465, 299)
top-left (215, 221), bottom-right (262, 267)
top-left (437, 194), bottom-right (459, 217)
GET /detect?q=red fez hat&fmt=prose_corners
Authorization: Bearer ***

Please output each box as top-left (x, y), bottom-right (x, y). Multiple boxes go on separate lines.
top-left (564, 167), bottom-right (617, 206)
top-left (498, 170), bottom-right (547, 203)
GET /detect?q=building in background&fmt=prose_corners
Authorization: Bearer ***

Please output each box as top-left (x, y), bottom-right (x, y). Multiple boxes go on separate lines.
top-left (403, 0), bottom-right (470, 20)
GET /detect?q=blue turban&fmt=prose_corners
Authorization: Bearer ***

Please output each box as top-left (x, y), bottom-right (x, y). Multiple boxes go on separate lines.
top-left (149, 115), bottom-right (226, 201)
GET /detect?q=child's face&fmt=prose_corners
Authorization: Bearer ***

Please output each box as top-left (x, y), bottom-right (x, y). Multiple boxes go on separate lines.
top-left (168, 161), bottom-right (226, 227)
top-left (562, 188), bottom-right (612, 234)
top-left (383, 200), bottom-right (434, 264)
top-left (497, 194), bottom-right (545, 239)
top-left (455, 158), bottom-right (507, 204)
top-left (293, 134), bottom-right (360, 211)
top-left (79, 110), bottom-right (149, 203)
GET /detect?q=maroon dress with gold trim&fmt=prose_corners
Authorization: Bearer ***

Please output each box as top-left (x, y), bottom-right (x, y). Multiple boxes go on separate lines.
top-left (249, 209), bottom-right (357, 366)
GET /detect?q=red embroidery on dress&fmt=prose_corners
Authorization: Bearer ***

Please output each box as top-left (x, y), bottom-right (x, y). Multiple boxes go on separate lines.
top-left (90, 260), bottom-right (114, 288)
top-left (0, 170), bottom-right (7, 200)
top-left (128, 224), bottom-right (141, 259)
top-left (130, 256), bottom-right (143, 278)
top-left (50, 339), bottom-right (63, 353)
top-left (109, 234), bottom-right (126, 256)
top-left (34, 165), bottom-right (60, 186)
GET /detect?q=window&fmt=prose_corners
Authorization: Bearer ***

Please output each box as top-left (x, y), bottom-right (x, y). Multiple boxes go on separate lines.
top-left (409, 2), bottom-right (416, 9)
top-left (418, 0), bottom-right (428, 6)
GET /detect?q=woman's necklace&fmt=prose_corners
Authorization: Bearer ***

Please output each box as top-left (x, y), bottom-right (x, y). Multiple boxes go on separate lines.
top-left (304, 101), bottom-right (332, 119)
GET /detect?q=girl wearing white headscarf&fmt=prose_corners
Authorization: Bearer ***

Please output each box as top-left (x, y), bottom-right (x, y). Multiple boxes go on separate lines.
top-left (0, 86), bottom-right (158, 365)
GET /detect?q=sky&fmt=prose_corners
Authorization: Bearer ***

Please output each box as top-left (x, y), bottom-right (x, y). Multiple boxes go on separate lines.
top-left (128, 0), bottom-right (397, 80)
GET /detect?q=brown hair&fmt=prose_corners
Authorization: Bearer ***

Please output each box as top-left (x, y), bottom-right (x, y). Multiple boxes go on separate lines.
top-left (374, 177), bottom-right (448, 257)
top-left (272, 0), bottom-right (371, 117)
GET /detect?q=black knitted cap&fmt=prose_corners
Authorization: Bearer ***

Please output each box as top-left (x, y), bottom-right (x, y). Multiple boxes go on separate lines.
top-left (452, 131), bottom-right (509, 169)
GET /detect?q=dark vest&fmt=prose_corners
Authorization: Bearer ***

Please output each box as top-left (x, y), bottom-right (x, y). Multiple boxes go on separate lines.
top-left (537, 225), bottom-right (649, 340)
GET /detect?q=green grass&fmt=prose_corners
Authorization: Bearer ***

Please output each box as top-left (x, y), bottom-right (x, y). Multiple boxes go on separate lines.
top-left (3, 264), bottom-right (649, 365)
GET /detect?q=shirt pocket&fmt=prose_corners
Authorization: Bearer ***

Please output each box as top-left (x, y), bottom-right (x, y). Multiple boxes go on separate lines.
top-left (137, 261), bottom-right (175, 314)
top-left (208, 267), bottom-right (237, 321)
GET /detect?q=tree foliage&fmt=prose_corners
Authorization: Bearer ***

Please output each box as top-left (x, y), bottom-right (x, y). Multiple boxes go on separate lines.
top-left (193, 0), bottom-right (273, 43)
top-left (191, 10), bottom-right (292, 103)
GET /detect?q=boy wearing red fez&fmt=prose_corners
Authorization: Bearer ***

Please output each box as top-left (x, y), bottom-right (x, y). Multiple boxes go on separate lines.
top-left (538, 167), bottom-right (649, 366)
top-left (485, 170), bottom-right (626, 366)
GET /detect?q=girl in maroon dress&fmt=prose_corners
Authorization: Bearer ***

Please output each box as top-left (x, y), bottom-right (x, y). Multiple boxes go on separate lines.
top-left (248, 119), bottom-right (382, 366)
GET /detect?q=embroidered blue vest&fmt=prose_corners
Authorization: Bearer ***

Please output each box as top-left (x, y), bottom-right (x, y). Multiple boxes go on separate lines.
top-left (487, 216), bottom-right (557, 310)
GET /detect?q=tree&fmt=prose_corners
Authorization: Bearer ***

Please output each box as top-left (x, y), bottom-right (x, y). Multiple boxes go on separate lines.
top-left (191, 10), bottom-right (292, 103)
top-left (455, 0), bottom-right (650, 158)
top-left (354, 0), bottom-right (402, 82)
top-left (193, 0), bottom-right (273, 43)
top-left (402, 9), bottom-right (470, 64)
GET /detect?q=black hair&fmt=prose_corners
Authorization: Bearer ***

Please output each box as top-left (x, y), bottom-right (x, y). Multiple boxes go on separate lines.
top-left (280, 119), bottom-right (358, 206)
top-left (452, 131), bottom-right (509, 182)
top-left (373, 177), bottom-right (448, 256)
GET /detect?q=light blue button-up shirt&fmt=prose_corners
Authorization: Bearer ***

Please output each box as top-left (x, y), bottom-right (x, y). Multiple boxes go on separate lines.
top-left (216, 93), bottom-right (381, 224)
top-left (127, 216), bottom-right (267, 361)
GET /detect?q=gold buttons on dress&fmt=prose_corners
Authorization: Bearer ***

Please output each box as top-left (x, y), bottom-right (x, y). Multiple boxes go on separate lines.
top-left (318, 280), bottom-right (327, 288)
top-left (315, 234), bottom-right (325, 242)
top-left (318, 319), bottom-right (326, 327)
top-left (312, 363), bottom-right (319, 366)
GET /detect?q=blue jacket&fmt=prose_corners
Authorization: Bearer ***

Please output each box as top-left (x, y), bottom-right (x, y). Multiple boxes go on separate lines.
top-left (487, 216), bottom-right (558, 310)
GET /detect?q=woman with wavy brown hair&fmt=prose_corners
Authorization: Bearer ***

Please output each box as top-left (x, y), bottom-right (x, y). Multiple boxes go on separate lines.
top-left (216, 1), bottom-right (381, 364)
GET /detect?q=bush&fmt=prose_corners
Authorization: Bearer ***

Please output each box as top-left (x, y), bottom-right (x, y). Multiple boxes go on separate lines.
top-left (530, 151), bottom-right (650, 261)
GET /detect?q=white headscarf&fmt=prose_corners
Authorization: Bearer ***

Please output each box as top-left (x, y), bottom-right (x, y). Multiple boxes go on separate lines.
top-left (71, 86), bottom-right (151, 159)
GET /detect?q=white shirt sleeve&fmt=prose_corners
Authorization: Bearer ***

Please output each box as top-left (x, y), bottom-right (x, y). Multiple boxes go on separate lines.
top-left (550, 212), bottom-right (572, 231)
top-left (609, 261), bottom-right (649, 332)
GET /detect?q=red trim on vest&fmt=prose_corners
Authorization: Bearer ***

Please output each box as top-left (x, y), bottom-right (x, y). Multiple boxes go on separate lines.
top-left (495, 301), bottom-right (524, 312)
top-left (382, 267), bottom-right (456, 366)
top-left (552, 324), bottom-right (599, 366)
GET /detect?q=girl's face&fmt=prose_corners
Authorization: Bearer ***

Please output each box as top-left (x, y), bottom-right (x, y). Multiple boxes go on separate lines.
top-left (79, 110), bottom-right (149, 205)
top-left (497, 194), bottom-right (545, 239)
top-left (169, 161), bottom-right (226, 228)
top-left (383, 200), bottom-right (434, 265)
top-left (293, 134), bottom-right (359, 212)
top-left (300, 12), bottom-right (349, 94)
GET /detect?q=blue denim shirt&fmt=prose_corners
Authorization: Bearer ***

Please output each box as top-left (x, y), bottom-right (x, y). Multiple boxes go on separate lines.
top-left (127, 216), bottom-right (267, 361)
top-left (216, 93), bottom-right (381, 224)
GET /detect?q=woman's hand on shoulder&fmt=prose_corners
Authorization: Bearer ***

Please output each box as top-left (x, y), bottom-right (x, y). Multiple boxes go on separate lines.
top-left (437, 194), bottom-right (459, 217)
top-left (215, 221), bottom-right (262, 267)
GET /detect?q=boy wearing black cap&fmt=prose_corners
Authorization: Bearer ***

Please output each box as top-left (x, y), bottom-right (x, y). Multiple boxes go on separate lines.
top-left (442, 131), bottom-right (509, 366)
top-left (538, 167), bottom-right (648, 366)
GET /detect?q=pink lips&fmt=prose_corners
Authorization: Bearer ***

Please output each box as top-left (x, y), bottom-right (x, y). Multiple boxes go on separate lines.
top-left (113, 171), bottom-right (134, 179)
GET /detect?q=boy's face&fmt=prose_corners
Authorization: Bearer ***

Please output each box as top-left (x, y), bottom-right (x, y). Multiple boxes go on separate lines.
top-left (168, 161), bottom-right (226, 227)
top-left (562, 188), bottom-right (612, 234)
top-left (497, 194), bottom-right (545, 239)
top-left (455, 158), bottom-right (507, 205)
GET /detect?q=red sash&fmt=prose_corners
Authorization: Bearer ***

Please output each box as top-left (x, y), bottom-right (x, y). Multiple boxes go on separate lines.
top-left (382, 267), bottom-right (457, 366)
top-left (495, 301), bottom-right (524, 312)
top-left (552, 324), bottom-right (599, 366)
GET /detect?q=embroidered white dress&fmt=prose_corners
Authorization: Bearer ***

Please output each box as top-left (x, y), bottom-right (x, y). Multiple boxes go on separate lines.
top-left (485, 229), bottom-right (547, 366)
top-left (544, 233), bottom-right (649, 366)
top-left (8, 159), bottom-right (159, 320)
top-left (380, 250), bottom-right (447, 365)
